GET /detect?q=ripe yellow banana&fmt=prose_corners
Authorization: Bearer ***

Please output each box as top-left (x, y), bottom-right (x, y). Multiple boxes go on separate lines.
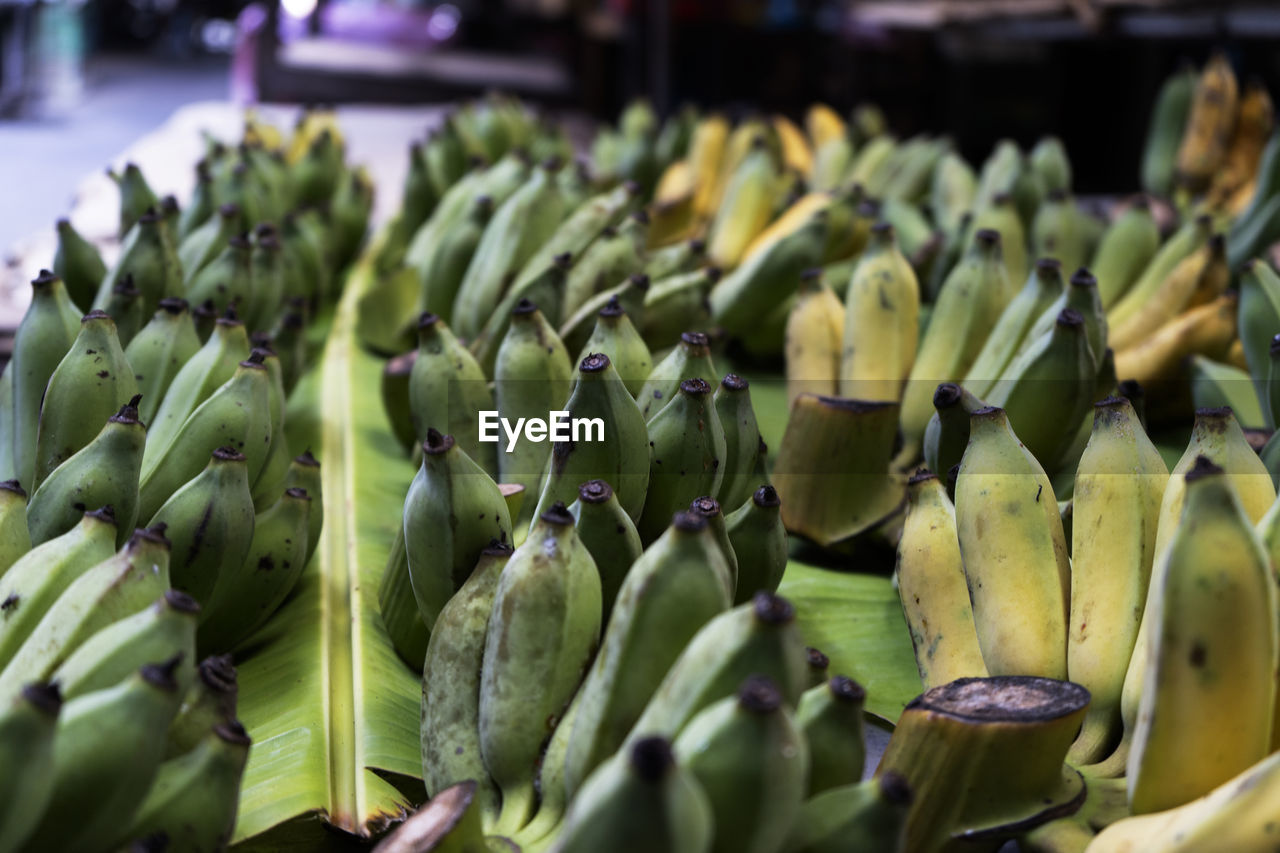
top-left (1113, 292), bottom-right (1238, 386)
top-left (1108, 235), bottom-right (1226, 351)
top-left (784, 270), bottom-right (844, 406)
top-left (839, 223), bottom-right (920, 402)
top-left (706, 138), bottom-right (780, 268)
top-left (1176, 53), bottom-right (1239, 192)
top-left (805, 103), bottom-right (846, 152)
top-left (773, 114), bottom-right (813, 176)
top-left (689, 115), bottom-right (730, 221)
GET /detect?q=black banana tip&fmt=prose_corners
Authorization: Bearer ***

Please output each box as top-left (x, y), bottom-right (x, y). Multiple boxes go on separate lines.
top-left (1194, 406), bottom-right (1233, 425)
top-left (553, 252), bottom-right (573, 270)
top-left (33, 269), bottom-right (59, 287)
top-left (22, 682), bottom-right (63, 717)
top-left (737, 676), bottom-right (783, 713)
top-left (157, 297), bottom-right (188, 314)
top-left (679, 377), bottom-right (713, 396)
top-left (806, 646), bottom-right (829, 671)
top-left (630, 209), bottom-right (650, 226)
top-left (975, 228), bottom-right (1001, 247)
top-left (113, 396), bottom-right (143, 423)
top-left (579, 352), bottom-right (611, 373)
top-left (161, 196), bottom-right (179, 214)
top-left (215, 720), bottom-right (253, 746)
top-left (541, 502), bottom-right (575, 527)
top-left (250, 333), bottom-right (277, 355)
top-left (1035, 257), bottom-right (1063, 272)
top-left (83, 309), bottom-right (112, 322)
top-left (1094, 396), bottom-right (1126, 410)
top-left (599, 296), bottom-right (624, 317)
top-left (213, 447), bottom-right (247, 463)
top-left (879, 771), bottom-right (915, 806)
top-left (907, 468), bottom-right (937, 486)
top-left (629, 737), bottom-right (674, 783)
top-left (87, 505), bottom-right (116, 524)
top-left (241, 353), bottom-right (268, 369)
top-left (628, 273), bottom-right (650, 291)
top-left (1069, 268), bottom-right (1097, 288)
top-left (254, 222), bottom-right (278, 239)
top-left (1046, 188), bottom-right (1069, 203)
top-left (295, 450), bottom-right (321, 468)
top-left (689, 238), bottom-right (706, 253)
top-left (752, 591), bottom-right (795, 625)
top-left (688, 496), bottom-right (721, 518)
top-left (199, 654), bottom-right (239, 694)
top-left (135, 524), bottom-right (171, 548)
top-left (1118, 379), bottom-right (1144, 400)
top-left (1055, 308), bottom-right (1084, 328)
top-left (141, 655), bottom-right (184, 691)
top-left (164, 589), bottom-right (202, 615)
top-left (680, 331), bottom-right (710, 349)
top-left (932, 382), bottom-right (962, 409)
top-left (417, 312), bottom-right (441, 330)
top-left (222, 303), bottom-right (241, 323)
top-left (0, 480), bottom-right (27, 499)
top-left (871, 221), bottom-right (895, 237)
top-left (971, 405), bottom-right (1003, 419)
top-left (992, 191), bottom-right (1013, 206)
top-left (672, 511), bottom-right (708, 533)
top-left (113, 276), bottom-right (140, 297)
top-left (481, 540), bottom-right (515, 558)
top-left (578, 480), bottom-right (613, 504)
top-left (829, 674), bottom-right (867, 703)
top-left (137, 208), bottom-right (163, 225)
top-left (705, 266), bottom-right (723, 283)
top-left (1185, 455), bottom-right (1225, 483)
top-left (800, 267), bottom-right (822, 282)
top-left (513, 298), bottom-right (538, 316)
top-left (753, 485), bottom-right (780, 508)
top-left (721, 373), bottom-right (748, 392)
top-left (285, 487), bottom-right (311, 501)
top-left (423, 430), bottom-right (455, 455)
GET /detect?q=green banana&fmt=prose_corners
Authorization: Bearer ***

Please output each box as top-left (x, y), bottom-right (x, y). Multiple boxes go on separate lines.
top-left (404, 429), bottom-right (512, 633)
top-left (1030, 136), bottom-right (1072, 194)
top-left (644, 237), bottom-right (706, 282)
top-left (409, 312), bottom-right (497, 475)
top-left (283, 449), bottom-right (323, 568)
top-left (1189, 355), bottom-right (1266, 429)
top-left (52, 218), bottom-right (106, 311)
top-left (532, 353), bottom-right (650, 523)
top-left (558, 272), bottom-right (649, 357)
top-left (1237, 258), bottom-right (1280, 405)
top-left (186, 232), bottom-right (254, 318)
top-left (1031, 190), bottom-right (1089, 273)
top-left (643, 267), bottom-right (719, 351)
top-left (0, 682), bottom-right (61, 853)
top-left (567, 479), bottom-right (644, 623)
top-left (560, 211), bottom-right (649, 325)
top-left (51, 589), bottom-right (198, 700)
top-left (472, 253), bottom-right (574, 374)
top-left (22, 660), bottom-right (183, 850)
top-left (125, 297), bottom-right (203, 426)
top-left (713, 373), bottom-right (764, 514)
top-left (102, 275), bottom-right (147, 345)
top-left (166, 653), bottom-right (238, 758)
top-left (26, 396), bottom-right (145, 547)
top-left (797, 675), bottom-right (866, 796)
top-left (382, 350), bottom-right (418, 454)
top-left (725, 484), bottom-right (787, 604)
top-left (248, 342), bottom-right (291, 511)
top-left (637, 331), bottom-right (718, 421)
top-left (122, 719), bottom-right (251, 853)
top-left (575, 296), bottom-right (652, 397)
top-left (964, 258), bottom-right (1065, 399)
top-left (421, 541), bottom-right (513, 826)
top-left (245, 223), bottom-right (286, 333)
top-left (784, 772), bottom-right (913, 853)
top-left (290, 128), bottom-right (344, 205)
top-left (0, 371), bottom-right (13, 483)
top-left (965, 192), bottom-right (1028, 293)
top-left (479, 503), bottom-right (601, 835)
top-left (1141, 65), bottom-right (1197, 197)
top-left (330, 166), bottom-right (373, 268)
top-left (136, 354), bottom-right (272, 523)
top-left (922, 383), bottom-right (986, 483)
top-left (178, 160), bottom-right (215, 240)
top-left (804, 646), bottom-right (830, 689)
top-left (177, 202), bottom-right (238, 282)
top-left (33, 309), bottom-right (139, 490)
top-left (708, 213), bottom-right (827, 337)
top-left (95, 208), bottom-right (183, 318)
top-left (11, 270), bottom-right (82, 490)
top-left (687, 496), bottom-right (739, 598)
top-left (111, 162), bottom-right (160, 237)
top-left (1090, 198), bottom-right (1160, 309)
top-left (551, 736), bottom-right (713, 853)
top-left (930, 152), bottom-right (977, 238)
top-left (638, 378), bottom-right (727, 543)
top-left (418, 194), bottom-right (494, 324)
top-left (1016, 267), bottom-right (1107, 368)
top-left (377, 524), bottom-right (425, 669)
top-left (1108, 214), bottom-right (1211, 330)
top-left (0, 482), bottom-right (26, 577)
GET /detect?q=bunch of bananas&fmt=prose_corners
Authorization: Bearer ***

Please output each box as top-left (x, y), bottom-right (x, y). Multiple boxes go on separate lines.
top-left (0, 107), bottom-right (360, 851)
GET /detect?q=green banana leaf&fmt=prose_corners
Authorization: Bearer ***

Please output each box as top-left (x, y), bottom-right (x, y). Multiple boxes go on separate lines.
top-left (230, 257), bottom-right (422, 850)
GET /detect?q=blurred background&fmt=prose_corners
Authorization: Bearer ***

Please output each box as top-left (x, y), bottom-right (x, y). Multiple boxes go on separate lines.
top-left (3, 0), bottom-right (1280, 251)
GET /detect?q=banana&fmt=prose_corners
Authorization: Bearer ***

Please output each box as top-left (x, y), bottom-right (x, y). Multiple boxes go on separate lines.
top-left (839, 222), bottom-right (920, 402)
top-left (110, 161), bottom-right (160, 237)
top-left (706, 137), bottom-right (780, 268)
top-left (421, 541), bottom-right (512, 826)
top-left (687, 496), bottom-right (738, 598)
top-left (404, 430), bottom-right (512, 633)
top-left (425, 118), bottom-right (470, 198)
top-left (931, 151), bottom-right (978, 237)
top-left (550, 736), bottom-right (713, 853)
top-left (382, 350), bottom-right (418, 455)
top-left (724, 484), bottom-right (786, 604)
top-left (644, 237), bottom-right (706, 282)
top-left (102, 275), bottom-right (146, 345)
top-left (965, 258), bottom-right (1065, 399)
top-left (637, 331), bottom-right (716, 419)
top-left (822, 183), bottom-right (872, 264)
top-left (966, 192), bottom-right (1028, 289)
top-left (1237, 258), bottom-right (1280, 404)
top-left (1031, 190), bottom-right (1088, 272)
top-left (901, 228), bottom-right (1013, 446)
top-left (289, 127), bottom-right (344, 205)
top-left (805, 104), bottom-right (846, 151)
top-left (177, 202), bottom-right (238, 283)
top-left (185, 232), bottom-right (254, 318)
top-left (1114, 291), bottom-right (1238, 387)
top-left (709, 211), bottom-right (827, 337)
top-left (567, 480), bottom-right (644, 623)
top-left (26, 397), bottom-right (145, 547)
top-left (473, 253), bottom-right (573, 375)
top-left (1090, 197), bottom-right (1161, 309)
top-left (805, 647), bottom-right (830, 690)
top-left (896, 470), bottom-right (989, 689)
top-left (532, 353), bottom-right (650, 523)
top-left (248, 342), bottom-right (291, 511)
top-left (1189, 355), bottom-right (1266, 428)
top-left (414, 194), bottom-right (493, 325)
top-left (166, 653), bottom-right (238, 758)
top-left (774, 114), bottom-right (814, 175)
top-left (330, 166), bottom-right (374, 268)
top-left (479, 503), bottom-right (601, 835)
top-left (637, 378), bottom-right (727, 544)
top-left (1064, 397), bottom-right (1168, 765)
top-left (643, 267), bottom-right (720, 351)
top-left (122, 719), bottom-right (251, 852)
top-left (1127, 458), bottom-right (1278, 814)
top-left (562, 510), bottom-right (731, 803)
top-left (0, 682), bottom-right (60, 853)
top-left (1109, 214), bottom-right (1212, 329)
top-left (10, 270), bottom-right (81, 490)
top-left (52, 217), bottom-right (106, 311)
top-left (1176, 53), bottom-right (1239, 191)
top-left (1142, 65), bottom-right (1197, 196)
top-left (796, 675), bottom-right (867, 797)
top-left (1110, 234), bottom-right (1227, 352)
top-left (137, 354), bottom-right (272, 523)
top-left (847, 134), bottom-right (896, 190)
top-left (787, 775), bottom-right (914, 853)
top-left (560, 211), bottom-right (649, 325)
top-left (785, 269), bottom-right (844, 407)
top-left (711, 374), bottom-right (763, 514)
top-left (560, 272), bottom-right (651, 357)
top-left (922, 383), bottom-right (986, 484)
top-left (141, 312), bottom-right (251, 471)
top-left (198, 486), bottom-right (311, 653)
top-left (408, 312), bottom-right (497, 475)
top-left (955, 406), bottom-right (1071, 678)
top-left (0, 482), bottom-right (26, 576)
top-left (283, 449), bottom-right (323, 569)
top-left (95, 207), bottom-right (183, 319)
top-left (1207, 79), bottom-right (1274, 211)
top-left (178, 160), bottom-right (215, 240)
top-left (22, 660), bottom-right (183, 850)
top-left (378, 524), bottom-right (424, 669)
top-left (124, 298), bottom-right (203, 426)
top-left (1030, 136), bottom-right (1072, 194)
top-left (51, 588), bottom-right (197, 701)
top-left (674, 676), bottom-right (809, 853)
top-left (575, 296), bottom-right (652, 398)
top-left (0, 371), bottom-right (14, 483)
top-left (244, 224), bottom-right (286, 333)
top-left (386, 141), bottom-right (437, 260)
top-left (453, 161), bottom-right (567, 338)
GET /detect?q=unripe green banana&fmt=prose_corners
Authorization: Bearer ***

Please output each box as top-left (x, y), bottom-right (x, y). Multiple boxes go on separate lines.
top-left (0, 482), bottom-right (26, 577)
top-left (270, 298), bottom-right (309, 391)
top-left (643, 267), bottom-right (720, 351)
top-left (685, 495), bottom-right (738, 598)
top-left (532, 353), bottom-right (651, 523)
top-left (1108, 214), bottom-right (1212, 330)
top-left (921, 383), bottom-right (986, 484)
top-left (382, 350), bottom-right (418, 455)
top-left (0, 682), bottom-right (61, 853)
top-left (178, 202), bottom-right (239, 281)
top-left (494, 299), bottom-right (572, 528)
top-left (1238, 258), bottom-right (1280, 407)
top-left (198, 485), bottom-right (310, 653)
top-left (103, 275), bottom-right (147, 345)
top-left (290, 128), bottom-right (343, 205)
top-left (283, 449), bottom-right (323, 568)
top-left (724, 484), bottom-right (787, 604)
top-left (122, 719), bottom-right (251, 852)
top-left (186, 232), bottom-right (254, 318)
top-left (625, 592), bottom-right (808, 746)
top-left (560, 211), bottom-right (649, 324)
top-left (797, 675), bottom-right (866, 796)
top-left (11, 270), bottom-right (83, 490)
top-left (248, 342), bottom-right (291, 511)
top-left (473, 253), bottom-right (574, 374)
top-left (712, 373), bottom-right (764, 514)
top-left (479, 504), bottom-right (601, 834)
top-left (52, 588), bottom-right (198, 701)
top-left (409, 312), bottom-right (497, 475)
top-left (0, 371), bottom-right (15, 484)
top-left (377, 524), bottom-right (425, 668)
top-left (1090, 198), bottom-right (1161, 309)
top-left (246, 223), bottom-right (286, 333)
top-left (418, 194), bottom-right (494, 324)
top-left (674, 675), bottom-right (809, 853)
top-left (405, 430), bottom-right (512, 632)
top-left (33, 309), bottom-right (139, 490)
top-left (567, 479), bottom-right (644, 622)
top-left (1141, 66), bottom-right (1197, 197)
top-left (839, 222), bottom-right (920, 402)
top-left (514, 686), bottom-right (581, 848)
top-left (52, 218), bottom-right (106, 311)
top-left (1016, 267), bottom-right (1107, 368)
top-left (1030, 136), bottom-right (1071, 194)
top-left (111, 162), bottom-right (160, 237)
top-left (563, 510), bottom-right (732, 802)
top-left (637, 331), bottom-right (718, 421)
top-left (138, 353), bottom-right (272, 523)
top-left (517, 180), bottom-right (642, 291)
top-left (575, 296), bottom-right (652, 397)
top-left (166, 653), bottom-right (237, 758)
top-left (784, 772), bottom-right (913, 853)
top-left (708, 213), bottom-right (828, 338)
top-left (645, 237), bottom-right (706, 282)
top-left (421, 541), bottom-right (513, 826)
top-left (177, 160), bottom-right (215, 240)
top-left (551, 736), bottom-right (713, 853)
top-left (387, 141), bottom-right (436, 257)
top-left (280, 211), bottom-right (324, 307)
top-left (330, 166), bottom-right (374, 268)
top-left (95, 208), bottom-right (184, 317)
top-left (425, 118), bottom-right (470, 197)
top-left (966, 192), bottom-right (1028, 290)
top-left (1010, 153), bottom-right (1046, 230)
top-left (27, 397), bottom-right (145, 547)
top-left (125, 297), bottom-right (203, 426)
top-left (803, 646), bottom-right (830, 690)
top-left (964, 258), bottom-right (1066, 399)
top-left (145, 315), bottom-right (250, 466)
top-left (22, 660), bottom-right (183, 850)
top-left (638, 378), bottom-right (727, 543)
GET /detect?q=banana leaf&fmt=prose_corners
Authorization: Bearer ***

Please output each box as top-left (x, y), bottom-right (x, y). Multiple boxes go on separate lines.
top-left (231, 257), bottom-right (422, 849)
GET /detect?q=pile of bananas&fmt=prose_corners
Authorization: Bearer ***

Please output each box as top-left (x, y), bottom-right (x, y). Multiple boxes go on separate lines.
top-left (0, 109), bottom-right (356, 852)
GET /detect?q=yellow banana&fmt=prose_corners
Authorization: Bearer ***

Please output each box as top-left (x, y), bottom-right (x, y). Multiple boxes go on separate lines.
top-left (773, 114), bottom-right (813, 176)
top-left (1176, 53), bottom-right (1239, 192)
top-left (1108, 235), bottom-right (1227, 351)
top-left (784, 270), bottom-right (844, 406)
top-left (1114, 292), bottom-right (1238, 387)
top-left (689, 115), bottom-right (730, 220)
top-left (838, 223), bottom-right (920, 402)
top-left (706, 138), bottom-right (780, 268)
top-left (805, 103), bottom-right (846, 151)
